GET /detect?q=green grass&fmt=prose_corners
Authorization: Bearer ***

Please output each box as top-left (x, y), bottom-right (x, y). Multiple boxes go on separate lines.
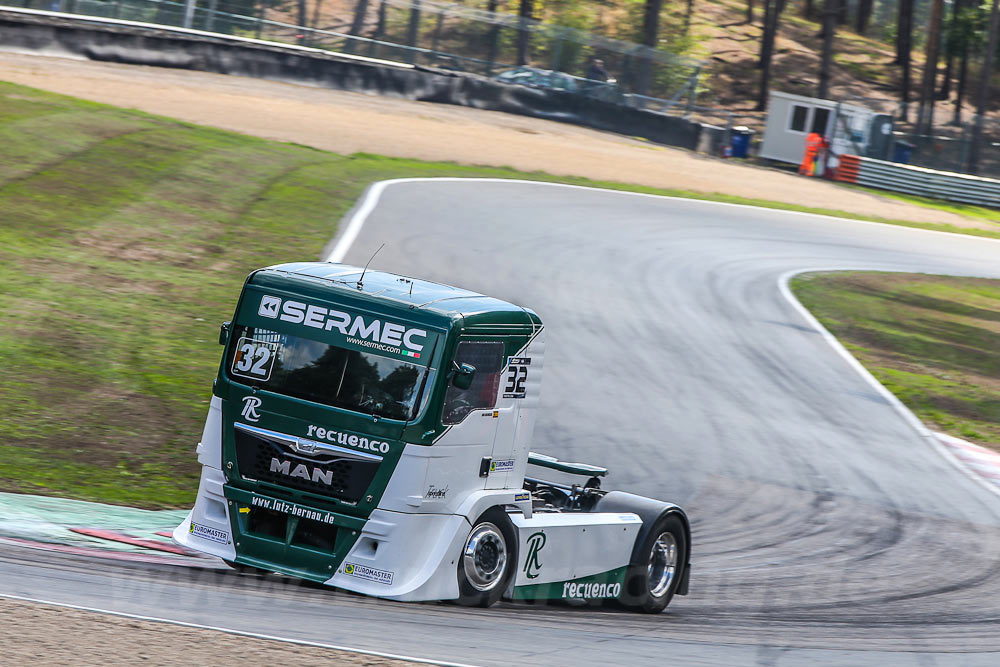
top-left (843, 184), bottom-right (1000, 227)
top-left (1, 81), bottom-right (999, 508)
top-left (791, 272), bottom-right (1000, 451)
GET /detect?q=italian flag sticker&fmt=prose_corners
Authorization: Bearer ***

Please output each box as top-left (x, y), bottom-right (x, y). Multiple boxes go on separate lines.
top-left (401, 351), bottom-right (420, 359)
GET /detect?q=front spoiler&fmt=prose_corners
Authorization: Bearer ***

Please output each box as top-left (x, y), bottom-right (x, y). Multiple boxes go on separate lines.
top-left (172, 466), bottom-right (236, 562)
top-left (174, 469), bottom-right (468, 601)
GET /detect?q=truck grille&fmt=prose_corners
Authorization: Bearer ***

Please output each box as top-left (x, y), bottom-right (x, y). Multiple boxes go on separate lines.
top-left (234, 424), bottom-right (381, 503)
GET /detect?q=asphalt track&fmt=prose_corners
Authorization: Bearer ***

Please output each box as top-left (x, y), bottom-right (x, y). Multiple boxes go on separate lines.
top-left (4, 180), bottom-right (1000, 666)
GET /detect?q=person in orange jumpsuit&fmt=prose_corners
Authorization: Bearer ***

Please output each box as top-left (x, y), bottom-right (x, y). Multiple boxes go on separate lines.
top-left (799, 132), bottom-right (826, 176)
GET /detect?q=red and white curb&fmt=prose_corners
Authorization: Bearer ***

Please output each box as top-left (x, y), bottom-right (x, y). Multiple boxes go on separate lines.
top-left (0, 535), bottom-right (221, 567)
top-left (936, 433), bottom-right (1000, 489)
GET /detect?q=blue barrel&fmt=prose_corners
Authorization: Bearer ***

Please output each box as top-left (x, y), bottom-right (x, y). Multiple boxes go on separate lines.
top-left (730, 127), bottom-right (753, 158)
top-left (892, 141), bottom-right (914, 164)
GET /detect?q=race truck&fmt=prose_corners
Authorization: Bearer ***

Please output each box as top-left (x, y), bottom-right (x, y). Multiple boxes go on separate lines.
top-left (174, 262), bottom-right (691, 612)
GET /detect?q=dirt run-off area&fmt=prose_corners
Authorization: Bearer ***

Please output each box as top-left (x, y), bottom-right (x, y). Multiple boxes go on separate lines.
top-left (0, 50), bottom-right (992, 230)
top-left (0, 597), bottom-right (419, 666)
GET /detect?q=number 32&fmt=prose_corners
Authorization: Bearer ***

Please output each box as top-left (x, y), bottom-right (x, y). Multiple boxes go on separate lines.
top-left (505, 365), bottom-right (527, 395)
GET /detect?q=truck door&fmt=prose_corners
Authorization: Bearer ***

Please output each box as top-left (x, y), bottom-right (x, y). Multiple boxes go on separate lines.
top-left (441, 336), bottom-right (531, 490)
top-left (486, 336), bottom-right (537, 489)
top-left (440, 339), bottom-right (506, 477)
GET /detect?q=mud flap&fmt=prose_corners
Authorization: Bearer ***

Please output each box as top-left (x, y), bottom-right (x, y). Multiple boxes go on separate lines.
top-left (676, 563), bottom-right (691, 596)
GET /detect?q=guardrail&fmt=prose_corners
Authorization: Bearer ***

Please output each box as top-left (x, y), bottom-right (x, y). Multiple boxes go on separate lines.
top-left (0, 0), bottom-right (701, 102)
top-left (835, 155), bottom-right (1000, 208)
top-left (0, 7), bottom-right (709, 151)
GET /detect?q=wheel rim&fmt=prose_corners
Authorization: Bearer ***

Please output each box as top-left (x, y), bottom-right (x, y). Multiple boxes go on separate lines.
top-left (463, 522), bottom-right (507, 592)
top-left (647, 531), bottom-right (678, 598)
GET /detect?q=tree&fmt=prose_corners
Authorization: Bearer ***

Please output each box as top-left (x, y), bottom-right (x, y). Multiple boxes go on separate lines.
top-left (895, 0), bottom-right (913, 64)
top-left (818, 0), bottom-right (836, 99)
top-left (516, 0), bottom-right (535, 66)
top-left (485, 0), bottom-right (502, 74)
top-left (637, 0), bottom-right (663, 95)
top-left (297, 0), bottom-right (308, 43)
top-left (747, 0), bottom-right (754, 24)
top-left (406, 0), bottom-right (422, 64)
top-left (757, 0), bottom-right (770, 65)
top-left (952, 1), bottom-right (987, 123)
top-left (375, 0), bottom-right (388, 39)
top-left (310, 0), bottom-right (325, 31)
top-left (938, 0), bottom-right (966, 100)
top-left (916, 0), bottom-right (945, 134)
top-left (757, 0), bottom-right (786, 66)
top-left (898, 0), bottom-right (914, 121)
top-left (756, 0), bottom-right (784, 110)
top-left (345, 0), bottom-right (369, 54)
top-left (969, 0), bottom-right (999, 174)
top-left (855, 0), bottom-right (873, 34)
top-left (363, 0), bottom-right (389, 57)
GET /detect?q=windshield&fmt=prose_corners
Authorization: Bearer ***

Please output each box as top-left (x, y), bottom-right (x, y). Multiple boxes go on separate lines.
top-left (226, 325), bottom-right (428, 421)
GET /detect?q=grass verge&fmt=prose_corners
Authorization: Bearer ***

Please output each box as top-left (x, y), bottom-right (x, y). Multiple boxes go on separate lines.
top-left (2, 80), bottom-right (999, 507)
top-left (791, 272), bottom-right (1000, 453)
top-left (843, 184), bottom-right (1000, 228)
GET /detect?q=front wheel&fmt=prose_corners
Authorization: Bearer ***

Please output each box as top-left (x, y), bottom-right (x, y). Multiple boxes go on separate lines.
top-left (456, 507), bottom-right (516, 607)
top-left (622, 513), bottom-right (687, 613)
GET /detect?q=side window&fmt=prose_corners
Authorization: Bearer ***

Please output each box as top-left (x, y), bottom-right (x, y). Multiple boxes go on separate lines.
top-left (442, 341), bottom-right (505, 425)
top-left (790, 105), bottom-right (809, 132)
top-left (811, 108), bottom-right (830, 135)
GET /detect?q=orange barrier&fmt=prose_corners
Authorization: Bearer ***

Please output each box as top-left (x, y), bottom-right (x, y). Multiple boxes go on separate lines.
top-left (834, 155), bottom-right (861, 183)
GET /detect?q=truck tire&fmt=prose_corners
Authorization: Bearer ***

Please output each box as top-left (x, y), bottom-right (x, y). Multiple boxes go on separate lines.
top-left (621, 512), bottom-right (687, 613)
top-left (456, 507), bottom-right (516, 607)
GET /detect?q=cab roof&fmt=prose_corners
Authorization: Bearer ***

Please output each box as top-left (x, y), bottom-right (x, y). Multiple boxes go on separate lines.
top-left (248, 262), bottom-right (541, 331)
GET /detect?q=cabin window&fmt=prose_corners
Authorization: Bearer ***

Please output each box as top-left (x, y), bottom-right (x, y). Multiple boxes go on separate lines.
top-left (790, 105), bottom-right (809, 132)
top-left (442, 341), bottom-right (505, 425)
top-left (811, 108), bottom-right (831, 135)
top-left (226, 325), bottom-right (427, 421)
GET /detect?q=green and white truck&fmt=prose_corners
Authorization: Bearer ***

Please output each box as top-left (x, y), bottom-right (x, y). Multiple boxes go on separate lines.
top-left (174, 262), bottom-right (691, 612)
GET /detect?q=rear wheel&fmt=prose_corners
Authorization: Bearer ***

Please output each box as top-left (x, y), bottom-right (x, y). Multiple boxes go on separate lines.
top-left (622, 513), bottom-right (687, 613)
top-left (456, 508), bottom-right (516, 607)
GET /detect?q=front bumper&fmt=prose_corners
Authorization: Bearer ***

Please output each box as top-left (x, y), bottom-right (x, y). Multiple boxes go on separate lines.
top-left (172, 466), bottom-right (236, 562)
top-left (176, 467), bottom-right (467, 601)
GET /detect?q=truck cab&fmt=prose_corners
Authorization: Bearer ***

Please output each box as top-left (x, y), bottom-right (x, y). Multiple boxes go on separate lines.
top-left (175, 262), bottom-right (689, 612)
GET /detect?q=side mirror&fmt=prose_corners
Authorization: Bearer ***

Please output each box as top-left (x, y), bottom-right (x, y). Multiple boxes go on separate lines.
top-left (451, 363), bottom-right (476, 390)
top-left (219, 321), bottom-right (231, 346)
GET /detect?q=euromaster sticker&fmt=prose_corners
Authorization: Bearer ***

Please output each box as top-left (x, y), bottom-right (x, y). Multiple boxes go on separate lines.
top-left (490, 458), bottom-right (516, 474)
top-left (344, 562), bottom-right (394, 585)
top-left (189, 521), bottom-right (228, 545)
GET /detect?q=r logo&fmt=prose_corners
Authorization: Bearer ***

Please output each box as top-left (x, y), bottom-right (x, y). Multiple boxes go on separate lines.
top-left (523, 531), bottom-right (546, 579)
top-left (258, 295), bottom-right (281, 319)
top-left (241, 395), bottom-right (262, 423)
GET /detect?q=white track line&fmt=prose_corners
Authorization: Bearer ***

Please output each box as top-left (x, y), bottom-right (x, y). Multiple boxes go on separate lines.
top-left (0, 592), bottom-right (481, 667)
top-left (325, 178), bottom-right (1000, 502)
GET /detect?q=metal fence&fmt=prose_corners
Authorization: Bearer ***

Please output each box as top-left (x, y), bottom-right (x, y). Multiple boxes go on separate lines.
top-left (836, 95), bottom-right (1000, 180)
top-left (891, 125), bottom-right (1000, 182)
top-left (6, 0), bottom-right (703, 101)
top-left (835, 154), bottom-right (1000, 208)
